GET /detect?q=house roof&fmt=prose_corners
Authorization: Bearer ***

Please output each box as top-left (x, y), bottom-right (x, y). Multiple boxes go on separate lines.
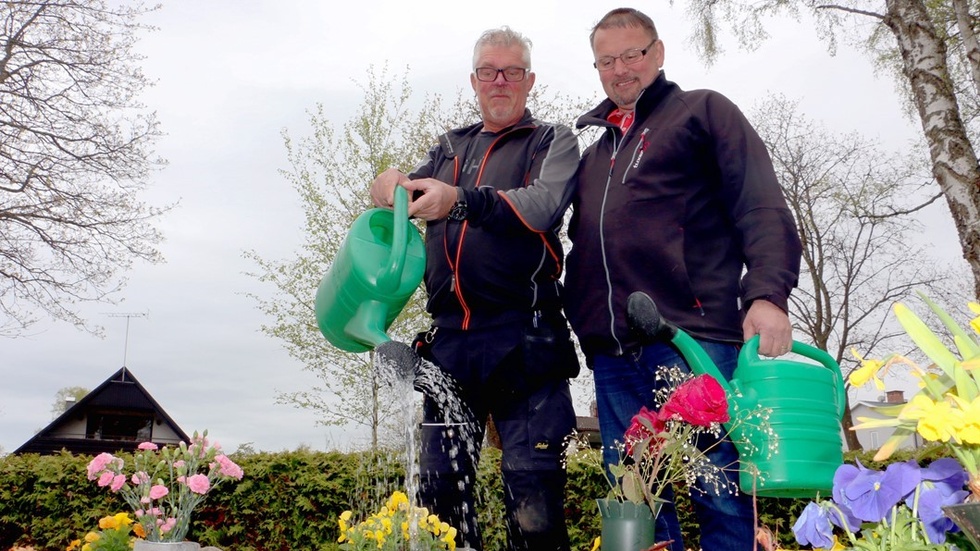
top-left (14, 366), bottom-right (190, 456)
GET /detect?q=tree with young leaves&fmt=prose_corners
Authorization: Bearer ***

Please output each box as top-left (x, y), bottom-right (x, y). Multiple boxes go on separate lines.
top-left (50, 386), bottom-right (89, 418)
top-left (750, 94), bottom-right (957, 450)
top-left (677, 0), bottom-right (980, 298)
top-left (246, 65), bottom-right (594, 450)
top-left (0, 0), bottom-right (167, 335)
top-left (245, 67), bottom-right (429, 450)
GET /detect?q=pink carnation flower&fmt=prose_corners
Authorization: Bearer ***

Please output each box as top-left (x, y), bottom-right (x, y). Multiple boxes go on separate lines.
top-left (87, 453), bottom-right (115, 480)
top-left (110, 474), bottom-right (126, 492)
top-left (137, 441), bottom-right (158, 451)
top-left (158, 517), bottom-right (176, 534)
top-left (214, 455), bottom-right (244, 480)
top-left (97, 471), bottom-right (115, 487)
top-left (149, 484), bottom-right (169, 500)
top-left (186, 473), bottom-right (210, 494)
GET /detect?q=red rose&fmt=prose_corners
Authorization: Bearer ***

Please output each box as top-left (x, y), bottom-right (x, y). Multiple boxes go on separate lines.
top-left (660, 374), bottom-right (730, 426)
top-left (623, 406), bottom-right (663, 454)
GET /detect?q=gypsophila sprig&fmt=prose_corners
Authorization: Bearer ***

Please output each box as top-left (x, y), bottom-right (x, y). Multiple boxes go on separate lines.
top-left (86, 430), bottom-right (244, 543)
top-left (337, 490), bottom-right (458, 550)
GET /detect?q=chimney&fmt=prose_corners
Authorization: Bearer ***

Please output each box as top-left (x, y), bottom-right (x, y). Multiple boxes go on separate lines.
top-left (885, 390), bottom-right (905, 403)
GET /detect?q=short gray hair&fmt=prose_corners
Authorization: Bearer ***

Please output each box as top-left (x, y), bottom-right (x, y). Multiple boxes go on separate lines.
top-left (472, 26), bottom-right (532, 69)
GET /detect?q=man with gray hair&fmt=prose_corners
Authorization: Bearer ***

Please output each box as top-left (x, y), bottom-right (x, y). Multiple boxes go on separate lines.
top-left (371, 26), bottom-right (580, 551)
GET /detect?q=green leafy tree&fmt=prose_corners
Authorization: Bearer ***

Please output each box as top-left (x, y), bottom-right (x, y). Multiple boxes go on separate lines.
top-left (676, 0), bottom-right (980, 298)
top-left (245, 66), bottom-right (431, 450)
top-left (750, 94), bottom-right (959, 450)
top-left (50, 386), bottom-right (89, 418)
top-left (0, 0), bottom-right (168, 335)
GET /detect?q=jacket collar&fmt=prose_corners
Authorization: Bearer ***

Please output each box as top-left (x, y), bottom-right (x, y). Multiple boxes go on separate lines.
top-left (576, 70), bottom-right (674, 130)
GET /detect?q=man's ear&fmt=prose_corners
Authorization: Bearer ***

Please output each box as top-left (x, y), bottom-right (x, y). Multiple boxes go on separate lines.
top-left (653, 39), bottom-right (665, 69)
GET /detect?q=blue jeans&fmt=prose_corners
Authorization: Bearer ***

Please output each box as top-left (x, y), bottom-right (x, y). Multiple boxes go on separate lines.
top-left (592, 340), bottom-right (755, 551)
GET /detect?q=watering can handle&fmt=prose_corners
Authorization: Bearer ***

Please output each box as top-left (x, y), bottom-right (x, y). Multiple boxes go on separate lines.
top-left (741, 336), bottom-right (846, 420)
top-left (377, 185), bottom-right (410, 294)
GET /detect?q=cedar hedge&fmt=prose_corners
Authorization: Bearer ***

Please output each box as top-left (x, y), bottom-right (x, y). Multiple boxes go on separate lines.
top-left (0, 445), bottom-right (943, 550)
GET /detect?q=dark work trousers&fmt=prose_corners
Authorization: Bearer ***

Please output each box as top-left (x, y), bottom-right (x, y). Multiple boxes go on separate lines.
top-left (418, 322), bottom-right (575, 551)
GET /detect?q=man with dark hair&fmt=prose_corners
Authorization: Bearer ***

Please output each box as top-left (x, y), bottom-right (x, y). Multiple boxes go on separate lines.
top-left (565, 8), bottom-right (803, 551)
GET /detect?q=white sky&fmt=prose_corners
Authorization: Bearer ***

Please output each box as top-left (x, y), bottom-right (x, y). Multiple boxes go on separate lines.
top-left (0, 0), bottom-right (962, 454)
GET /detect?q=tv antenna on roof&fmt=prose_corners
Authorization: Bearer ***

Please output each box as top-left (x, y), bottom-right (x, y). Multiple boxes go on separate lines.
top-left (106, 312), bottom-right (148, 367)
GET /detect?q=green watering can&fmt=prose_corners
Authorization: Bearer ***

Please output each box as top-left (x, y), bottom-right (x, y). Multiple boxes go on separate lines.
top-left (627, 292), bottom-right (845, 498)
top-left (314, 185), bottom-right (425, 353)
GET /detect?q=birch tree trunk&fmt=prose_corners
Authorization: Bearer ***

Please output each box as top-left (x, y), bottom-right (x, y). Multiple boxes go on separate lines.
top-left (884, 0), bottom-right (980, 298)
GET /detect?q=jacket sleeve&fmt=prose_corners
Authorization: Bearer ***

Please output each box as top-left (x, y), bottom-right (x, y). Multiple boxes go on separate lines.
top-left (466, 123), bottom-right (580, 232)
top-left (707, 93), bottom-right (802, 311)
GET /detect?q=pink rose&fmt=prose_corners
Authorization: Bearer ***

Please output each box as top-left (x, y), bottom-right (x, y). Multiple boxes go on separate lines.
top-left (110, 474), bottom-right (126, 492)
top-left (186, 473), bottom-right (210, 494)
top-left (214, 455), bottom-right (244, 480)
top-left (87, 453), bottom-right (115, 480)
top-left (149, 484), bottom-right (169, 500)
top-left (660, 374), bottom-right (730, 426)
top-left (137, 442), bottom-right (158, 451)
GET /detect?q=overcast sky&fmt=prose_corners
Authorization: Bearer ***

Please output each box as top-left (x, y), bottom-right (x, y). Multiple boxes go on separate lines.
top-left (0, 0), bottom-right (963, 454)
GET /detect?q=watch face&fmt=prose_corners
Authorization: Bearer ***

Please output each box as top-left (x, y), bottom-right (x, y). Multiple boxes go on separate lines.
top-left (449, 201), bottom-right (467, 221)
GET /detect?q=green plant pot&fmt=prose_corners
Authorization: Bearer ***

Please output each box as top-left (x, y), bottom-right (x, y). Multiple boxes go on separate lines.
top-left (944, 502), bottom-right (980, 549)
top-left (596, 498), bottom-right (661, 551)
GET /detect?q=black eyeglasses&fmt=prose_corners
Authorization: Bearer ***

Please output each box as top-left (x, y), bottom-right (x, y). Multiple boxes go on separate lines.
top-left (474, 66), bottom-right (529, 82)
top-left (593, 39), bottom-right (657, 71)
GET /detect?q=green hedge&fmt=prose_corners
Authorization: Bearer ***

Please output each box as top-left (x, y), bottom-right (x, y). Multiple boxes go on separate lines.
top-left (5, 445), bottom-right (940, 550)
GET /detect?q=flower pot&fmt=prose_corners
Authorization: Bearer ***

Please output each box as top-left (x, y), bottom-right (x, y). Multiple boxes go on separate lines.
top-left (596, 498), bottom-right (661, 551)
top-left (133, 542), bottom-right (201, 551)
top-left (944, 501), bottom-right (980, 549)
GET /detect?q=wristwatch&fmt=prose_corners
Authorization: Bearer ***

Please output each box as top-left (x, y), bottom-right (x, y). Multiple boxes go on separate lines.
top-left (448, 188), bottom-right (468, 221)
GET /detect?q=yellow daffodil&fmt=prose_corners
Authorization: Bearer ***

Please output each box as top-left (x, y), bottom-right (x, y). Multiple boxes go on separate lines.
top-left (590, 536), bottom-right (601, 551)
top-left (904, 394), bottom-right (961, 442)
top-left (952, 394), bottom-right (980, 444)
top-left (849, 348), bottom-right (885, 389)
top-left (969, 302), bottom-right (980, 335)
top-left (66, 539), bottom-right (81, 551)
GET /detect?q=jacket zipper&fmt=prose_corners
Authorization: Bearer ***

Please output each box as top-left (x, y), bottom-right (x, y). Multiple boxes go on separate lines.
top-left (601, 128), bottom-right (624, 355)
top-left (446, 127), bottom-right (530, 330)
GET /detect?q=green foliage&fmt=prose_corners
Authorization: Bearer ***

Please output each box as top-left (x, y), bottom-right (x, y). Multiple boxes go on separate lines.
top-left (1, 445), bottom-right (836, 550)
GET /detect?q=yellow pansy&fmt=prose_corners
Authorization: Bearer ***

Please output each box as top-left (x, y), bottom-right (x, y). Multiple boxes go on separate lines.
top-left (83, 532), bottom-right (100, 543)
top-left (442, 526), bottom-right (458, 550)
top-left (849, 348), bottom-right (885, 389)
top-left (816, 534), bottom-right (846, 551)
top-left (66, 539), bottom-right (81, 551)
